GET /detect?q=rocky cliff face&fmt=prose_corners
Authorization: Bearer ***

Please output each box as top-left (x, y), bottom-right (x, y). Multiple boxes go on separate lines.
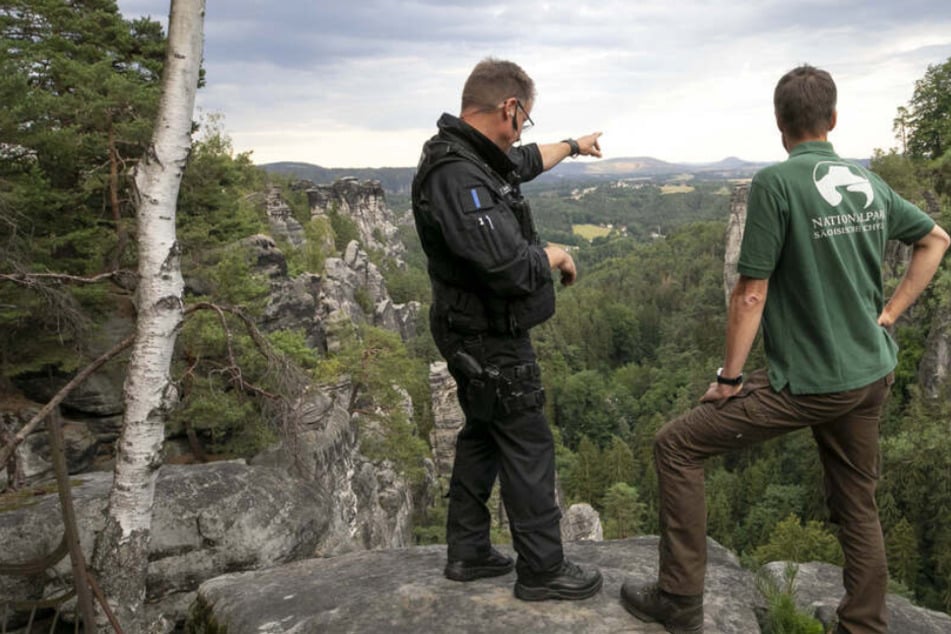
top-left (0, 178), bottom-right (431, 629)
top-left (723, 183), bottom-right (749, 301)
top-left (919, 300), bottom-right (951, 399)
top-left (259, 185), bottom-right (420, 352)
top-left (307, 177), bottom-right (406, 262)
top-left (0, 464), bottom-right (328, 629)
top-left (251, 383), bottom-right (423, 557)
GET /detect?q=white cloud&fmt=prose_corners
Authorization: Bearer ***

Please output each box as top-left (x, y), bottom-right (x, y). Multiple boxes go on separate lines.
top-left (118, 0), bottom-right (951, 167)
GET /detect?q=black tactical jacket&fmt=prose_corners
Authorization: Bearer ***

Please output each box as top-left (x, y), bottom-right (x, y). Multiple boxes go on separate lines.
top-left (412, 113), bottom-right (555, 335)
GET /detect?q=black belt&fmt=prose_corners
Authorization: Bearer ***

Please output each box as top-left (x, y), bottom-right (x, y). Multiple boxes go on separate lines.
top-left (500, 387), bottom-right (545, 414)
top-left (503, 362), bottom-right (540, 381)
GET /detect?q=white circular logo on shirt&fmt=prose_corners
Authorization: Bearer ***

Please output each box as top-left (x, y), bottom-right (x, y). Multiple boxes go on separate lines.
top-left (813, 162), bottom-right (874, 209)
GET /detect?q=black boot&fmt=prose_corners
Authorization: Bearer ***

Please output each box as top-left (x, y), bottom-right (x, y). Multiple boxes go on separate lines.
top-left (620, 580), bottom-right (703, 633)
top-left (514, 559), bottom-right (603, 601)
top-left (444, 547), bottom-right (514, 582)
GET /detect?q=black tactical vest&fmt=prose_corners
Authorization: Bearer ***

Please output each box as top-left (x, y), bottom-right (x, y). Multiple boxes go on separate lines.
top-left (413, 138), bottom-right (555, 336)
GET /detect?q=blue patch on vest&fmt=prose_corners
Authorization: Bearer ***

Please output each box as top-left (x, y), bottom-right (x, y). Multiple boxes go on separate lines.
top-left (460, 185), bottom-right (493, 213)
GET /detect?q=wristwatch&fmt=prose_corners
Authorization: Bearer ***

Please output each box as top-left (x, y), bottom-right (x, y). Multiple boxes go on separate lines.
top-left (562, 138), bottom-right (580, 157)
top-left (716, 367), bottom-right (743, 386)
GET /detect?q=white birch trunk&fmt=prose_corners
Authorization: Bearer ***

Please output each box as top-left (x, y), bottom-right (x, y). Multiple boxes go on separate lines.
top-left (91, 2), bottom-right (205, 631)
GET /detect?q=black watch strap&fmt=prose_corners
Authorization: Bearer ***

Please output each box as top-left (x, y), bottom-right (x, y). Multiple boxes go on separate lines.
top-left (562, 138), bottom-right (580, 157)
top-left (716, 367), bottom-right (743, 386)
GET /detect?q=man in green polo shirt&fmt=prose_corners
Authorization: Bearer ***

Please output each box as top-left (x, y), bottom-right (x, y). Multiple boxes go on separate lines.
top-left (620, 65), bottom-right (949, 633)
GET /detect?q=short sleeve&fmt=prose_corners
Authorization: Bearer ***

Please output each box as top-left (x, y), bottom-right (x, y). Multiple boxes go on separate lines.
top-left (737, 177), bottom-right (787, 279)
top-left (879, 179), bottom-right (935, 244)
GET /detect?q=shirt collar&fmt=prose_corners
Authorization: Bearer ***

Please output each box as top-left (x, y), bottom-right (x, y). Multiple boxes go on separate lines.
top-left (436, 113), bottom-right (517, 175)
top-left (788, 141), bottom-right (838, 158)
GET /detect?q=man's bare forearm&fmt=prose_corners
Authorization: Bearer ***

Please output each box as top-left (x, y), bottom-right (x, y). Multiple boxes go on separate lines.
top-left (879, 225), bottom-right (950, 326)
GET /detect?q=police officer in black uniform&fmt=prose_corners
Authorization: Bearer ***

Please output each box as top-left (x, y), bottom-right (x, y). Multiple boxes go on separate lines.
top-left (412, 57), bottom-right (604, 601)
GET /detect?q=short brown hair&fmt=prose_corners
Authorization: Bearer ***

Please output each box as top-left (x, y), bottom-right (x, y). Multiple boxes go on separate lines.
top-left (461, 58), bottom-right (536, 112)
top-left (774, 65), bottom-right (837, 139)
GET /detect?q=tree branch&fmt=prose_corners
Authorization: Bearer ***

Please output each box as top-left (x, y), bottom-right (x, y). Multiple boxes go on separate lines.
top-left (0, 333), bottom-right (135, 466)
top-left (0, 270), bottom-right (133, 287)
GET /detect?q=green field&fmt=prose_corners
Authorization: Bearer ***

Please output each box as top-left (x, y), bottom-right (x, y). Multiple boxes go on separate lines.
top-left (572, 224), bottom-right (613, 240)
top-left (660, 184), bottom-right (695, 194)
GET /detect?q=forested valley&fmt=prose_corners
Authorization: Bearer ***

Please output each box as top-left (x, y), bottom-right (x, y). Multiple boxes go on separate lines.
top-left (2, 1), bottom-right (951, 625)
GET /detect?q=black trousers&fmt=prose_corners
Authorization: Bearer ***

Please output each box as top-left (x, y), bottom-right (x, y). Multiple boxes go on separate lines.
top-left (432, 316), bottom-right (563, 573)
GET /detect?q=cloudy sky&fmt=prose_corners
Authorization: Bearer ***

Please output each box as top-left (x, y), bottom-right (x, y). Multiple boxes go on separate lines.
top-left (116, 1), bottom-right (951, 169)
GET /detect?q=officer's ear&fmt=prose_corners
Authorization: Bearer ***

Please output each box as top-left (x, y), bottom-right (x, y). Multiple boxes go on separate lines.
top-left (502, 97), bottom-right (518, 122)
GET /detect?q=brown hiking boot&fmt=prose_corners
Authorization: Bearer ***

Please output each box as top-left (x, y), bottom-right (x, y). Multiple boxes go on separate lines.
top-left (620, 580), bottom-right (703, 633)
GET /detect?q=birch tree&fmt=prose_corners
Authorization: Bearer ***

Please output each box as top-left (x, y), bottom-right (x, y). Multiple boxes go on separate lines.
top-left (91, 1), bottom-right (205, 631)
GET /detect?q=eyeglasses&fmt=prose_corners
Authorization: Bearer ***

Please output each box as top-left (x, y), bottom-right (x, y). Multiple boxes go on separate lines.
top-left (516, 99), bottom-right (534, 131)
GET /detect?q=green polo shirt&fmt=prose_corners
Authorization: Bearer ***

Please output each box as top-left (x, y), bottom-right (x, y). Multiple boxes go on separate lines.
top-left (738, 141), bottom-right (935, 394)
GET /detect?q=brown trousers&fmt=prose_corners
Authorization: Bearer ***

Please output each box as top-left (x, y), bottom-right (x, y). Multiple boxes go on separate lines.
top-left (654, 369), bottom-right (893, 634)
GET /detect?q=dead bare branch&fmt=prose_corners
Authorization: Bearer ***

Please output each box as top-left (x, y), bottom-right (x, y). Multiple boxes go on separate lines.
top-left (0, 270), bottom-right (132, 287)
top-left (0, 333), bottom-right (135, 466)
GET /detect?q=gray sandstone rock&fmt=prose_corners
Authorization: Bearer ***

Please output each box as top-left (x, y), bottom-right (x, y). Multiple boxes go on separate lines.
top-left (266, 186), bottom-right (307, 247)
top-left (189, 538), bottom-right (761, 634)
top-left (0, 462), bottom-right (328, 627)
top-left (760, 561), bottom-right (951, 633)
top-left (306, 178), bottom-right (406, 262)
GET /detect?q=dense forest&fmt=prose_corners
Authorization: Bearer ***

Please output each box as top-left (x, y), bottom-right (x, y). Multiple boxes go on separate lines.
top-left (2, 0), bottom-right (951, 623)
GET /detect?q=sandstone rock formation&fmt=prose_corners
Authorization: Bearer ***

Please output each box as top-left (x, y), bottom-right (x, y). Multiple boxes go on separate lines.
top-left (919, 299), bottom-right (951, 399)
top-left (188, 538), bottom-right (761, 633)
top-left (307, 177), bottom-right (406, 262)
top-left (760, 561), bottom-right (951, 633)
top-left (266, 185), bottom-right (306, 247)
top-left (427, 361), bottom-right (464, 481)
top-left (723, 183), bottom-right (749, 302)
top-left (186, 539), bottom-right (951, 633)
top-left (0, 463), bottom-right (327, 628)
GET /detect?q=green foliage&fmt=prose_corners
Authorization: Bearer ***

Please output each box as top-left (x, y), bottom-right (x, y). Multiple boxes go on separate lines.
top-left (207, 247), bottom-right (270, 314)
top-left (0, 0), bottom-right (165, 378)
top-left (328, 205), bottom-right (360, 252)
top-left (413, 495), bottom-right (447, 545)
top-left (0, 0), bottom-right (165, 274)
top-left (353, 287), bottom-right (375, 316)
top-left (168, 376), bottom-right (272, 458)
top-left (285, 217), bottom-right (333, 276)
top-left (382, 260), bottom-right (432, 305)
top-left (556, 370), bottom-right (617, 447)
top-left (326, 325), bottom-right (432, 483)
top-left (0, 280), bottom-right (117, 377)
top-left (602, 482), bottom-right (645, 539)
top-left (879, 389), bottom-right (951, 610)
top-left (752, 514), bottom-right (843, 568)
top-left (870, 149), bottom-right (931, 208)
top-left (897, 57), bottom-right (951, 160)
top-left (172, 308), bottom-right (297, 459)
top-left (266, 329), bottom-right (319, 370)
top-left (565, 436), bottom-right (606, 505)
top-left (886, 517), bottom-right (921, 590)
top-left (756, 564), bottom-right (825, 634)
top-left (741, 484), bottom-right (807, 552)
top-left (177, 116), bottom-right (267, 257)
top-left (524, 180), bottom-right (731, 243)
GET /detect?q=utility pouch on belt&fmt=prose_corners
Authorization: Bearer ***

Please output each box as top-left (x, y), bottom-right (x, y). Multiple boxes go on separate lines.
top-left (450, 349), bottom-right (500, 422)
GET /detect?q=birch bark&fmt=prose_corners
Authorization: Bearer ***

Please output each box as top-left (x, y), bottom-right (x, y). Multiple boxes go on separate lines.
top-left (91, 2), bottom-right (205, 631)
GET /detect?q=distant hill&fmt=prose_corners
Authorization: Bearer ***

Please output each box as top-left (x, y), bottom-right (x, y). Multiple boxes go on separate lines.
top-left (259, 154), bottom-right (830, 192)
top-left (261, 162), bottom-right (416, 194)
